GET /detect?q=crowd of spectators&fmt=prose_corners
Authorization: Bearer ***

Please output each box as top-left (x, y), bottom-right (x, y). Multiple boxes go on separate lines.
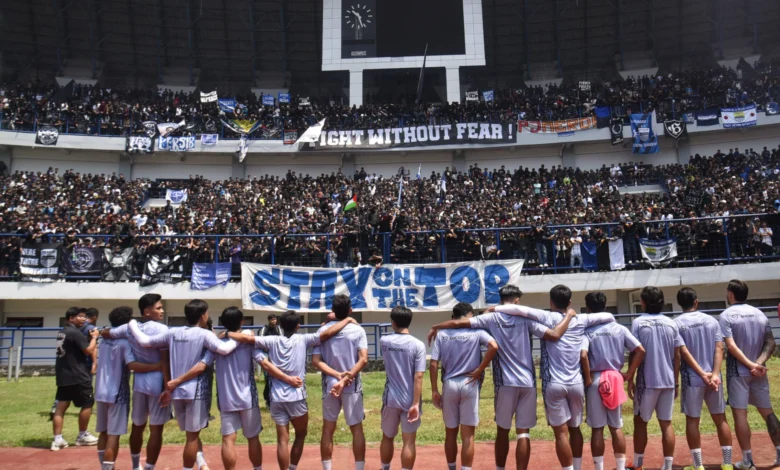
top-left (2, 58), bottom-right (780, 138)
top-left (0, 143), bottom-right (778, 279)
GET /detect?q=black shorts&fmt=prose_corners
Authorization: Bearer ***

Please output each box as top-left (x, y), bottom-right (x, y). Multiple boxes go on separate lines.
top-left (56, 382), bottom-right (95, 408)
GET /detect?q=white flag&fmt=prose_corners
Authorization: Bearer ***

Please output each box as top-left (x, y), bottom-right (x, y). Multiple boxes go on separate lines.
top-left (295, 119), bottom-right (326, 145)
top-left (608, 239), bottom-right (625, 270)
top-left (639, 239), bottom-right (678, 267)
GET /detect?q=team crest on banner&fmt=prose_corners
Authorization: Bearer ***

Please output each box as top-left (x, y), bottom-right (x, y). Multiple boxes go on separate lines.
top-left (201, 134), bottom-right (218, 145)
top-left (721, 104), bottom-right (757, 128)
top-left (609, 119), bottom-right (624, 145)
top-left (126, 136), bottom-right (154, 154)
top-left (165, 189), bottom-right (188, 204)
top-left (630, 113), bottom-right (659, 154)
top-left (142, 121), bottom-right (158, 137)
top-left (766, 102), bottom-right (779, 116)
top-left (203, 117), bottom-right (217, 133)
top-left (663, 119), bottom-right (687, 139)
top-left (35, 125), bottom-right (59, 146)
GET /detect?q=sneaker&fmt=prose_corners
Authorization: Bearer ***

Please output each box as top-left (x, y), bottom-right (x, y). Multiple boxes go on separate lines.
top-left (625, 466), bottom-right (643, 470)
top-left (683, 466), bottom-right (705, 470)
top-left (75, 432), bottom-right (98, 446)
top-left (721, 465), bottom-right (734, 470)
top-left (50, 439), bottom-right (68, 451)
top-left (734, 462), bottom-right (756, 470)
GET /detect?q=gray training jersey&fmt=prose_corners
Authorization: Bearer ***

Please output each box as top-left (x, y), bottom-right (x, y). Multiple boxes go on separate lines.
top-left (381, 333), bottom-right (427, 410)
top-left (202, 334), bottom-right (265, 412)
top-left (675, 311), bottom-right (723, 388)
top-left (312, 322), bottom-right (368, 396)
top-left (581, 322), bottom-right (641, 372)
top-left (631, 314), bottom-right (685, 389)
top-left (719, 303), bottom-right (772, 379)
top-left (254, 334), bottom-right (320, 403)
top-left (470, 312), bottom-right (547, 388)
top-left (94, 337), bottom-right (134, 404)
top-left (431, 328), bottom-right (493, 382)
top-left (111, 320), bottom-right (169, 396)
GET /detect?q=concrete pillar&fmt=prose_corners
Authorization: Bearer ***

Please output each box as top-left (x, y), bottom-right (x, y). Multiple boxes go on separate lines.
top-left (231, 162), bottom-right (246, 179)
top-left (349, 70), bottom-right (363, 107)
top-left (118, 154), bottom-right (132, 180)
top-left (615, 290), bottom-right (633, 326)
top-left (445, 67), bottom-right (461, 104)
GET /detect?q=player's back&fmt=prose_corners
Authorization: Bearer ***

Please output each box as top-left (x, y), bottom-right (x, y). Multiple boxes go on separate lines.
top-left (583, 322), bottom-right (638, 372)
top-left (95, 337), bottom-right (133, 404)
top-left (314, 322), bottom-right (367, 394)
top-left (381, 333), bottom-right (426, 410)
top-left (256, 333), bottom-right (319, 403)
top-left (469, 311), bottom-right (540, 388)
top-left (632, 314), bottom-right (682, 388)
top-left (167, 326), bottom-right (215, 400)
top-left (125, 320), bottom-right (168, 395)
top-left (675, 311), bottom-right (721, 387)
top-left (204, 331), bottom-right (258, 412)
top-left (719, 303), bottom-right (770, 377)
top-left (432, 328), bottom-right (490, 381)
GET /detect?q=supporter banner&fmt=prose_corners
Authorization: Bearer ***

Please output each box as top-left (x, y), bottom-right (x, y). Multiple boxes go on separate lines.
top-left (200, 91), bottom-right (218, 103)
top-left (630, 113), bottom-right (659, 154)
top-left (579, 81), bottom-right (591, 91)
top-left (663, 119), bottom-right (687, 140)
top-left (517, 117), bottom-right (596, 134)
top-left (192, 262), bottom-right (232, 290)
top-left (218, 98), bottom-right (236, 113)
top-left (141, 252), bottom-right (192, 287)
top-left (221, 119), bottom-right (262, 135)
top-left (62, 247), bottom-right (102, 275)
top-left (595, 107), bottom-right (611, 128)
top-left (262, 94), bottom-right (275, 106)
top-left (580, 241), bottom-right (624, 271)
top-left (681, 112), bottom-right (696, 124)
top-left (721, 104), bottom-right (757, 129)
top-left (296, 119), bottom-right (326, 145)
top-left (126, 136), bottom-right (154, 154)
top-left (102, 248), bottom-right (135, 282)
top-left (695, 109), bottom-right (720, 126)
top-left (766, 102), bottom-right (779, 116)
top-left (165, 189), bottom-right (188, 203)
top-left (158, 136), bottom-right (195, 151)
top-left (609, 239), bottom-right (625, 270)
top-left (283, 129), bottom-right (298, 145)
top-left (609, 119), bottom-right (624, 145)
top-left (201, 134), bottom-right (218, 146)
top-left (35, 125), bottom-right (59, 146)
top-left (241, 260), bottom-right (525, 312)
top-left (639, 239), bottom-right (678, 267)
top-left (278, 93), bottom-right (290, 104)
top-left (157, 120), bottom-right (185, 137)
top-left (203, 116), bottom-right (218, 133)
top-left (684, 188), bottom-right (709, 208)
top-left (465, 91), bottom-right (479, 102)
top-left (307, 123), bottom-right (515, 150)
top-left (237, 134), bottom-right (248, 162)
top-left (483, 90), bottom-right (494, 102)
top-left (299, 96), bottom-right (311, 107)
top-left (20, 242), bottom-right (62, 282)
top-left (580, 242), bottom-right (598, 270)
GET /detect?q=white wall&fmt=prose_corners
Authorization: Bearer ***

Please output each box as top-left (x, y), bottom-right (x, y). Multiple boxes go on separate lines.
top-left (9, 148), bottom-right (121, 176)
top-left (246, 154), bottom-right (344, 179)
top-left (686, 125), bottom-right (780, 159)
top-left (131, 154), bottom-right (233, 181)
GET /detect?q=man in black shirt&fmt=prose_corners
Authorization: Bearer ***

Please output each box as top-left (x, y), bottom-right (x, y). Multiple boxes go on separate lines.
top-left (260, 314), bottom-right (281, 408)
top-left (52, 307), bottom-right (99, 451)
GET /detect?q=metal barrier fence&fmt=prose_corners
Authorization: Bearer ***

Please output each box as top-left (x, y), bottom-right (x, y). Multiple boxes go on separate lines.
top-left (0, 213), bottom-right (778, 281)
top-left (0, 323), bottom-right (393, 367)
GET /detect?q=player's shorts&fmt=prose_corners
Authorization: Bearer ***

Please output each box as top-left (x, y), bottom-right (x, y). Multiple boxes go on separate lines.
top-left (543, 382), bottom-right (584, 427)
top-left (494, 386), bottom-right (537, 430)
top-left (442, 375), bottom-right (480, 428)
top-left (381, 406), bottom-right (422, 437)
top-left (270, 399), bottom-right (308, 426)
top-left (323, 392), bottom-right (364, 427)
top-left (172, 399), bottom-right (210, 432)
top-left (221, 407), bottom-right (263, 438)
top-left (634, 388), bottom-right (674, 422)
top-left (681, 384), bottom-right (726, 417)
top-left (727, 375), bottom-right (772, 410)
top-left (95, 401), bottom-right (129, 436)
top-left (56, 381), bottom-right (94, 408)
top-left (131, 391), bottom-right (171, 427)
top-left (586, 372), bottom-right (623, 429)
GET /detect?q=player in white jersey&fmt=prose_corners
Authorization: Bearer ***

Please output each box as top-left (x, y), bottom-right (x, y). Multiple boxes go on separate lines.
top-left (379, 306), bottom-right (427, 470)
top-left (95, 307), bottom-right (163, 470)
top-left (579, 292), bottom-right (645, 470)
top-left (168, 307), bottom-right (301, 470)
top-left (674, 288), bottom-right (733, 470)
top-left (428, 285), bottom-right (576, 470)
top-left (226, 309), bottom-right (358, 470)
top-left (101, 293), bottom-right (170, 470)
top-left (720, 280), bottom-right (780, 470)
top-left (430, 302), bottom-right (498, 470)
top-left (312, 295), bottom-right (369, 470)
top-left (490, 285), bottom-right (617, 470)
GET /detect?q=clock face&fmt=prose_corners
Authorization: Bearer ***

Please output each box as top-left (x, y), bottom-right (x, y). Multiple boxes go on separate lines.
top-left (344, 3), bottom-right (373, 29)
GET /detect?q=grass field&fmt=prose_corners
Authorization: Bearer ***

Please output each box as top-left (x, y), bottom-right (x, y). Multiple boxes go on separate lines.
top-left (1, 358), bottom-right (779, 449)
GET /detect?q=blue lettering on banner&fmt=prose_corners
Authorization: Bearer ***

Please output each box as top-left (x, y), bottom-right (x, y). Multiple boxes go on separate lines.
top-left (241, 260), bottom-right (523, 312)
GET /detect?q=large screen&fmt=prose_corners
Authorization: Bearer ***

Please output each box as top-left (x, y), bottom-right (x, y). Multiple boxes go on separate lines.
top-left (341, 0), bottom-right (466, 59)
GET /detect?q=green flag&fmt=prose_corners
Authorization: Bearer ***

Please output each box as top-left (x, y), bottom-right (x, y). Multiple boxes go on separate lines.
top-left (343, 195), bottom-right (357, 212)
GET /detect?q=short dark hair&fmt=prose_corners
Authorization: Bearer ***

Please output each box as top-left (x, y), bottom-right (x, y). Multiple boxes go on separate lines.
top-left (85, 308), bottom-right (99, 319)
top-left (184, 299), bottom-right (209, 325)
top-left (220, 307), bottom-right (244, 332)
top-left (267, 314), bottom-right (277, 321)
top-left (390, 306), bottom-right (413, 328)
top-left (65, 307), bottom-right (82, 320)
top-left (139, 293), bottom-right (162, 315)
top-left (499, 285), bottom-right (523, 303)
top-left (452, 302), bottom-right (473, 319)
top-left (332, 294), bottom-right (351, 320)
top-left (108, 306), bottom-right (134, 327)
top-left (641, 286), bottom-right (665, 314)
top-left (584, 292), bottom-right (607, 313)
top-left (676, 287), bottom-right (698, 310)
top-left (727, 279), bottom-right (749, 303)
top-left (549, 284), bottom-right (572, 309)
top-left (280, 310), bottom-right (302, 333)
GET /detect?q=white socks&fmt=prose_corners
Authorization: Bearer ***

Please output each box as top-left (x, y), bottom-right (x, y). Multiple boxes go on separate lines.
top-left (54, 434), bottom-right (64, 442)
top-left (662, 456), bottom-right (673, 470)
top-left (776, 446), bottom-right (780, 464)
top-left (573, 457), bottom-right (582, 470)
top-left (593, 456), bottom-right (604, 470)
top-left (462, 467), bottom-right (472, 470)
top-left (102, 462), bottom-right (115, 470)
top-left (448, 464), bottom-right (456, 470)
top-left (562, 466), bottom-right (574, 470)
top-left (615, 455), bottom-right (626, 470)
top-left (742, 450), bottom-right (753, 466)
top-left (633, 453), bottom-right (644, 468)
top-left (355, 462), bottom-right (365, 470)
top-left (322, 460), bottom-right (332, 470)
top-left (289, 465), bottom-right (297, 470)
top-left (497, 467), bottom-right (505, 470)
top-left (78, 431), bottom-right (87, 439)
top-left (722, 446), bottom-right (732, 465)
top-left (381, 465), bottom-right (390, 470)
top-left (691, 448), bottom-right (703, 468)
top-left (253, 466), bottom-right (262, 470)
top-left (131, 453), bottom-right (141, 469)
top-left (145, 464), bottom-right (156, 470)
top-left (97, 449), bottom-right (105, 464)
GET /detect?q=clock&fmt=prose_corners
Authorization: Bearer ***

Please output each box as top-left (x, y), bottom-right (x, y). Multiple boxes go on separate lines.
top-left (341, 0), bottom-right (377, 58)
top-left (344, 3), bottom-right (373, 31)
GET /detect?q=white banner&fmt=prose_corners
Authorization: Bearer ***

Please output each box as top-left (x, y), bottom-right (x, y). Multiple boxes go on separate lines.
top-left (639, 239), bottom-right (678, 267)
top-left (579, 81), bottom-right (591, 91)
top-left (465, 91), bottom-right (479, 102)
top-left (157, 120), bottom-right (185, 137)
top-left (721, 104), bottom-right (757, 128)
top-left (165, 189), bottom-right (188, 204)
top-left (608, 239), bottom-right (625, 270)
top-left (242, 259), bottom-right (524, 312)
top-left (201, 134), bottom-right (218, 145)
top-left (158, 136), bottom-right (196, 151)
top-left (295, 119), bottom-right (326, 144)
top-left (200, 91), bottom-right (218, 103)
